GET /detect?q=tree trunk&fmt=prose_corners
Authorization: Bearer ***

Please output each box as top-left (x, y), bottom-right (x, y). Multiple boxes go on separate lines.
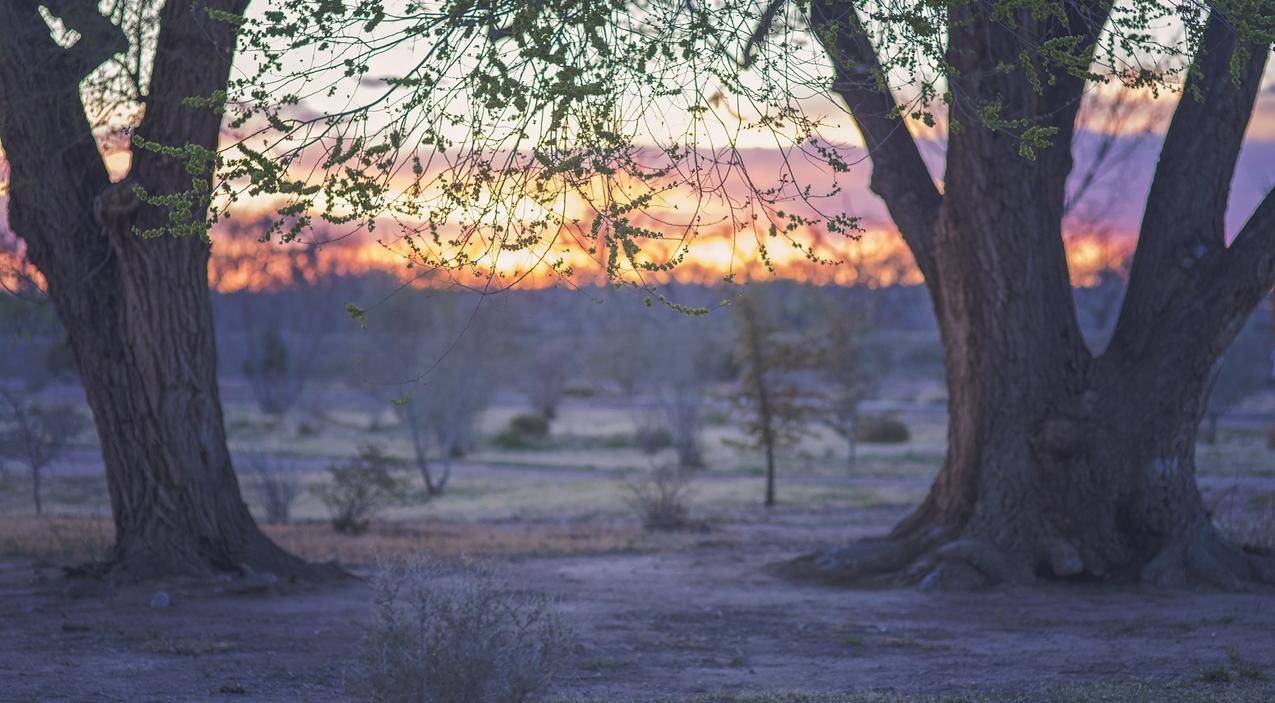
top-left (763, 438), bottom-right (776, 508)
top-left (844, 416), bottom-right (857, 474)
top-left (799, 1), bottom-right (1275, 588)
top-left (0, 1), bottom-right (313, 580)
top-left (32, 467), bottom-right (42, 515)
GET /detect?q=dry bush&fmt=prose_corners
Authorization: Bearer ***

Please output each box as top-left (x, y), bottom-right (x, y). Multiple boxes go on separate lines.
top-left (626, 465), bottom-right (693, 530)
top-left (350, 559), bottom-right (572, 703)
top-left (239, 451), bottom-right (302, 524)
top-left (856, 414), bottom-right (911, 444)
top-left (314, 445), bottom-right (406, 534)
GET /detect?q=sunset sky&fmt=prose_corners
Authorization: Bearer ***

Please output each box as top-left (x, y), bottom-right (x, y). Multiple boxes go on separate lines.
top-left (2, 39), bottom-right (1274, 294)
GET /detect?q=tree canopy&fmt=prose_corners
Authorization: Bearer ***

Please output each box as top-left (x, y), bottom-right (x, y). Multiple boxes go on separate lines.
top-left (173, 0), bottom-right (1272, 306)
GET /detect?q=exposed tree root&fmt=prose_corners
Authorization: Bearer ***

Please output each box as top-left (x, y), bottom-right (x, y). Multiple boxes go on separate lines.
top-left (65, 533), bottom-right (347, 587)
top-left (1141, 525), bottom-right (1275, 590)
top-left (780, 526), bottom-right (1275, 592)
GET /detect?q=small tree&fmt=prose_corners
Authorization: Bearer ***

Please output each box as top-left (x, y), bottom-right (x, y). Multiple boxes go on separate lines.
top-left (396, 367), bottom-right (495, 497)
top-left (365, 294), bottom-right (500, 497)
top-left (729, 290), bottom-right (820, 507)
top-left (637, 300), bottom-right (733, 471)
top-left (236, 247), bottom-right (335, 420)
top-left (0, 389), bottom-right (87, 514)
top-left (812, 296), bottom-right (874, 472)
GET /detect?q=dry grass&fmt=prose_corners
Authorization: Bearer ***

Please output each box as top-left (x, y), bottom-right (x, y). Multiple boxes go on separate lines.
top-left (629, 680), bottom-right (1275, 703)
top-left (0, 514), bottom-right (113, 564)
top-left (265, 519), bottom-right (658, 564)
top-left (349, 558), bottom-right (572, 703)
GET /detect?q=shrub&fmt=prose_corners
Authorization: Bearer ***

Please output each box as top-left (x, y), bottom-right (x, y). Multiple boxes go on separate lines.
top-left (489, 430), bottom-right (541, 450)
top-left (634, 424), bottom-right (673, 455)
top-left (856, 414), bottom-right (911, 444)
top-left (314, 445), bottom-right (405, 534)
top-left (240, 452), bottom-right (301, 525)
top-left (350, 559), bottom-right (572, 703)
top-left (626, 465), bottom-right (693, 530)
top-left (507, 413), bottom-right (550, 438)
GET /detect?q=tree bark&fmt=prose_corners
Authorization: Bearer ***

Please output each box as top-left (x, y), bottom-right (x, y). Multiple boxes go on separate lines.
top-left (797, 2), bottom-right (1275, 588)
top-left (0, 1), bottom-right (314, 580)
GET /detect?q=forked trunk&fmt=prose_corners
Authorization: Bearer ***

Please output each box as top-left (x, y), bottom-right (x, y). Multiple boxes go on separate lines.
top-left (0, 1), bottom-right (313, 580)
top-left (803, 224), bottom-right (1272, 587)
top-left (798, 0), bottom-right (1275, 589)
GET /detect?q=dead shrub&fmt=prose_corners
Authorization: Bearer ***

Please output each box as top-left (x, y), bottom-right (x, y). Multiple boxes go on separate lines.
top-left (626, 465), bottom-right (693, 530)
top-left (239, 451), bottom-right (302, 524)
top-left (349, 558), bottom-right (572, 703)
top-left (856, 414), bottom-right (911, 444)
top-left (314, 445), bottom-right (406, 534)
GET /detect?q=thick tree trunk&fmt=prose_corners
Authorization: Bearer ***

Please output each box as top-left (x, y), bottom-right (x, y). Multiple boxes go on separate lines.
top-left (0, 1), bottom-right (314, 580)
top-left (800, 1), bottom-right (1275, 589)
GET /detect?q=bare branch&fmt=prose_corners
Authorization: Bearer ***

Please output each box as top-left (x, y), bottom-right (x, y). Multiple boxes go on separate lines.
top-left (742, 0), bottom-right (785, 68)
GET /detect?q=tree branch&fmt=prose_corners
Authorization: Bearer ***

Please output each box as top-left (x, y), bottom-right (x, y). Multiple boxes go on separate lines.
top-left (1220, 187), bottom-right (1275, 305)
top-left (1113, 10), bottom-right (1270, 353)
top-left (1125, 12), bottom-right (1268, 279)
top-left (42, 0), bottom-right (129, 81)
top-left (131, 0), bottom-right (249, 195)
top-left (808, 0), bottom-right (942, 287)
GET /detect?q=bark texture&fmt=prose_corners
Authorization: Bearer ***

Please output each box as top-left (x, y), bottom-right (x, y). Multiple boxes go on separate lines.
top-left (799, 1), bottom-right (1275, 588)
top-left (0, 0), bottom-right (313, 580)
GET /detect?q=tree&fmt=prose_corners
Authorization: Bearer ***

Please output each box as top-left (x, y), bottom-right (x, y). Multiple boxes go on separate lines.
top-left (228, 1), bottom-right (1275, 587)
top-left (357, 292), bottom-right (499, 496)
top-left (812, 293), bottom-right (873, 472)
top-left (0, 389), bottom-right (87, 514)
top-left (394, 342), bottom-right (497, 496)
top-left (1203, 311), bottom-right (1271, 444)
top-left (729, 289), bottom-right (820, 507)
top-left (234, 245), bottom-right (335, 419)
top-left (0, 1), bottom-right (308, 578)
top-left (649, 310), bottom-right (732, 471)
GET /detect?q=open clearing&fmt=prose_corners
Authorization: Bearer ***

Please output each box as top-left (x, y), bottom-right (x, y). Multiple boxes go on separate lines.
top-left (2, 395), bottom-right (1274, 702)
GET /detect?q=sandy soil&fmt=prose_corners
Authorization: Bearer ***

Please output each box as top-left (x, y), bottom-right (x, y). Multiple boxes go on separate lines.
top-left (3, 511), bottom-right (1274, 703)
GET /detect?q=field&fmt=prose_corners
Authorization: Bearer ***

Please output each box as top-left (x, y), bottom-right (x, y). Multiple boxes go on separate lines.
top-left (1, 380), bottom-right (1274, 702)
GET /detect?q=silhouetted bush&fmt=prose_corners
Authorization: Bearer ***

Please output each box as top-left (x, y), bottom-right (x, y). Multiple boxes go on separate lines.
top-left (508, 413), bottom-right (550, 438)
top-left (634, 424), bottom-right (674, 455)
top-left (856, 414), bottom-right (911, 444)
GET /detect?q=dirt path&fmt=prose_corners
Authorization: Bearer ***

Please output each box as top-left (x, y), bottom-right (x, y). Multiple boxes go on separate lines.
top-left (4, 516), bottom-right (1275, 702)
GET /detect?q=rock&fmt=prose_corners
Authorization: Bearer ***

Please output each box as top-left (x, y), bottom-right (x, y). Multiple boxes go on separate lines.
top-left (227, 570), bottom-right (279, 595)
top-left (62, 578), bottom-right (113, 599)
top-left (149, 591), bottom-right (172, 609)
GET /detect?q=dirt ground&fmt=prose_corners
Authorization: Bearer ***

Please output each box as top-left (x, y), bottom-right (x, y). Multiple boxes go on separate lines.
top-left (3, 507), bottom-right (1274, 703)
top-left (3, 395), bottom-right (1274, 701)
